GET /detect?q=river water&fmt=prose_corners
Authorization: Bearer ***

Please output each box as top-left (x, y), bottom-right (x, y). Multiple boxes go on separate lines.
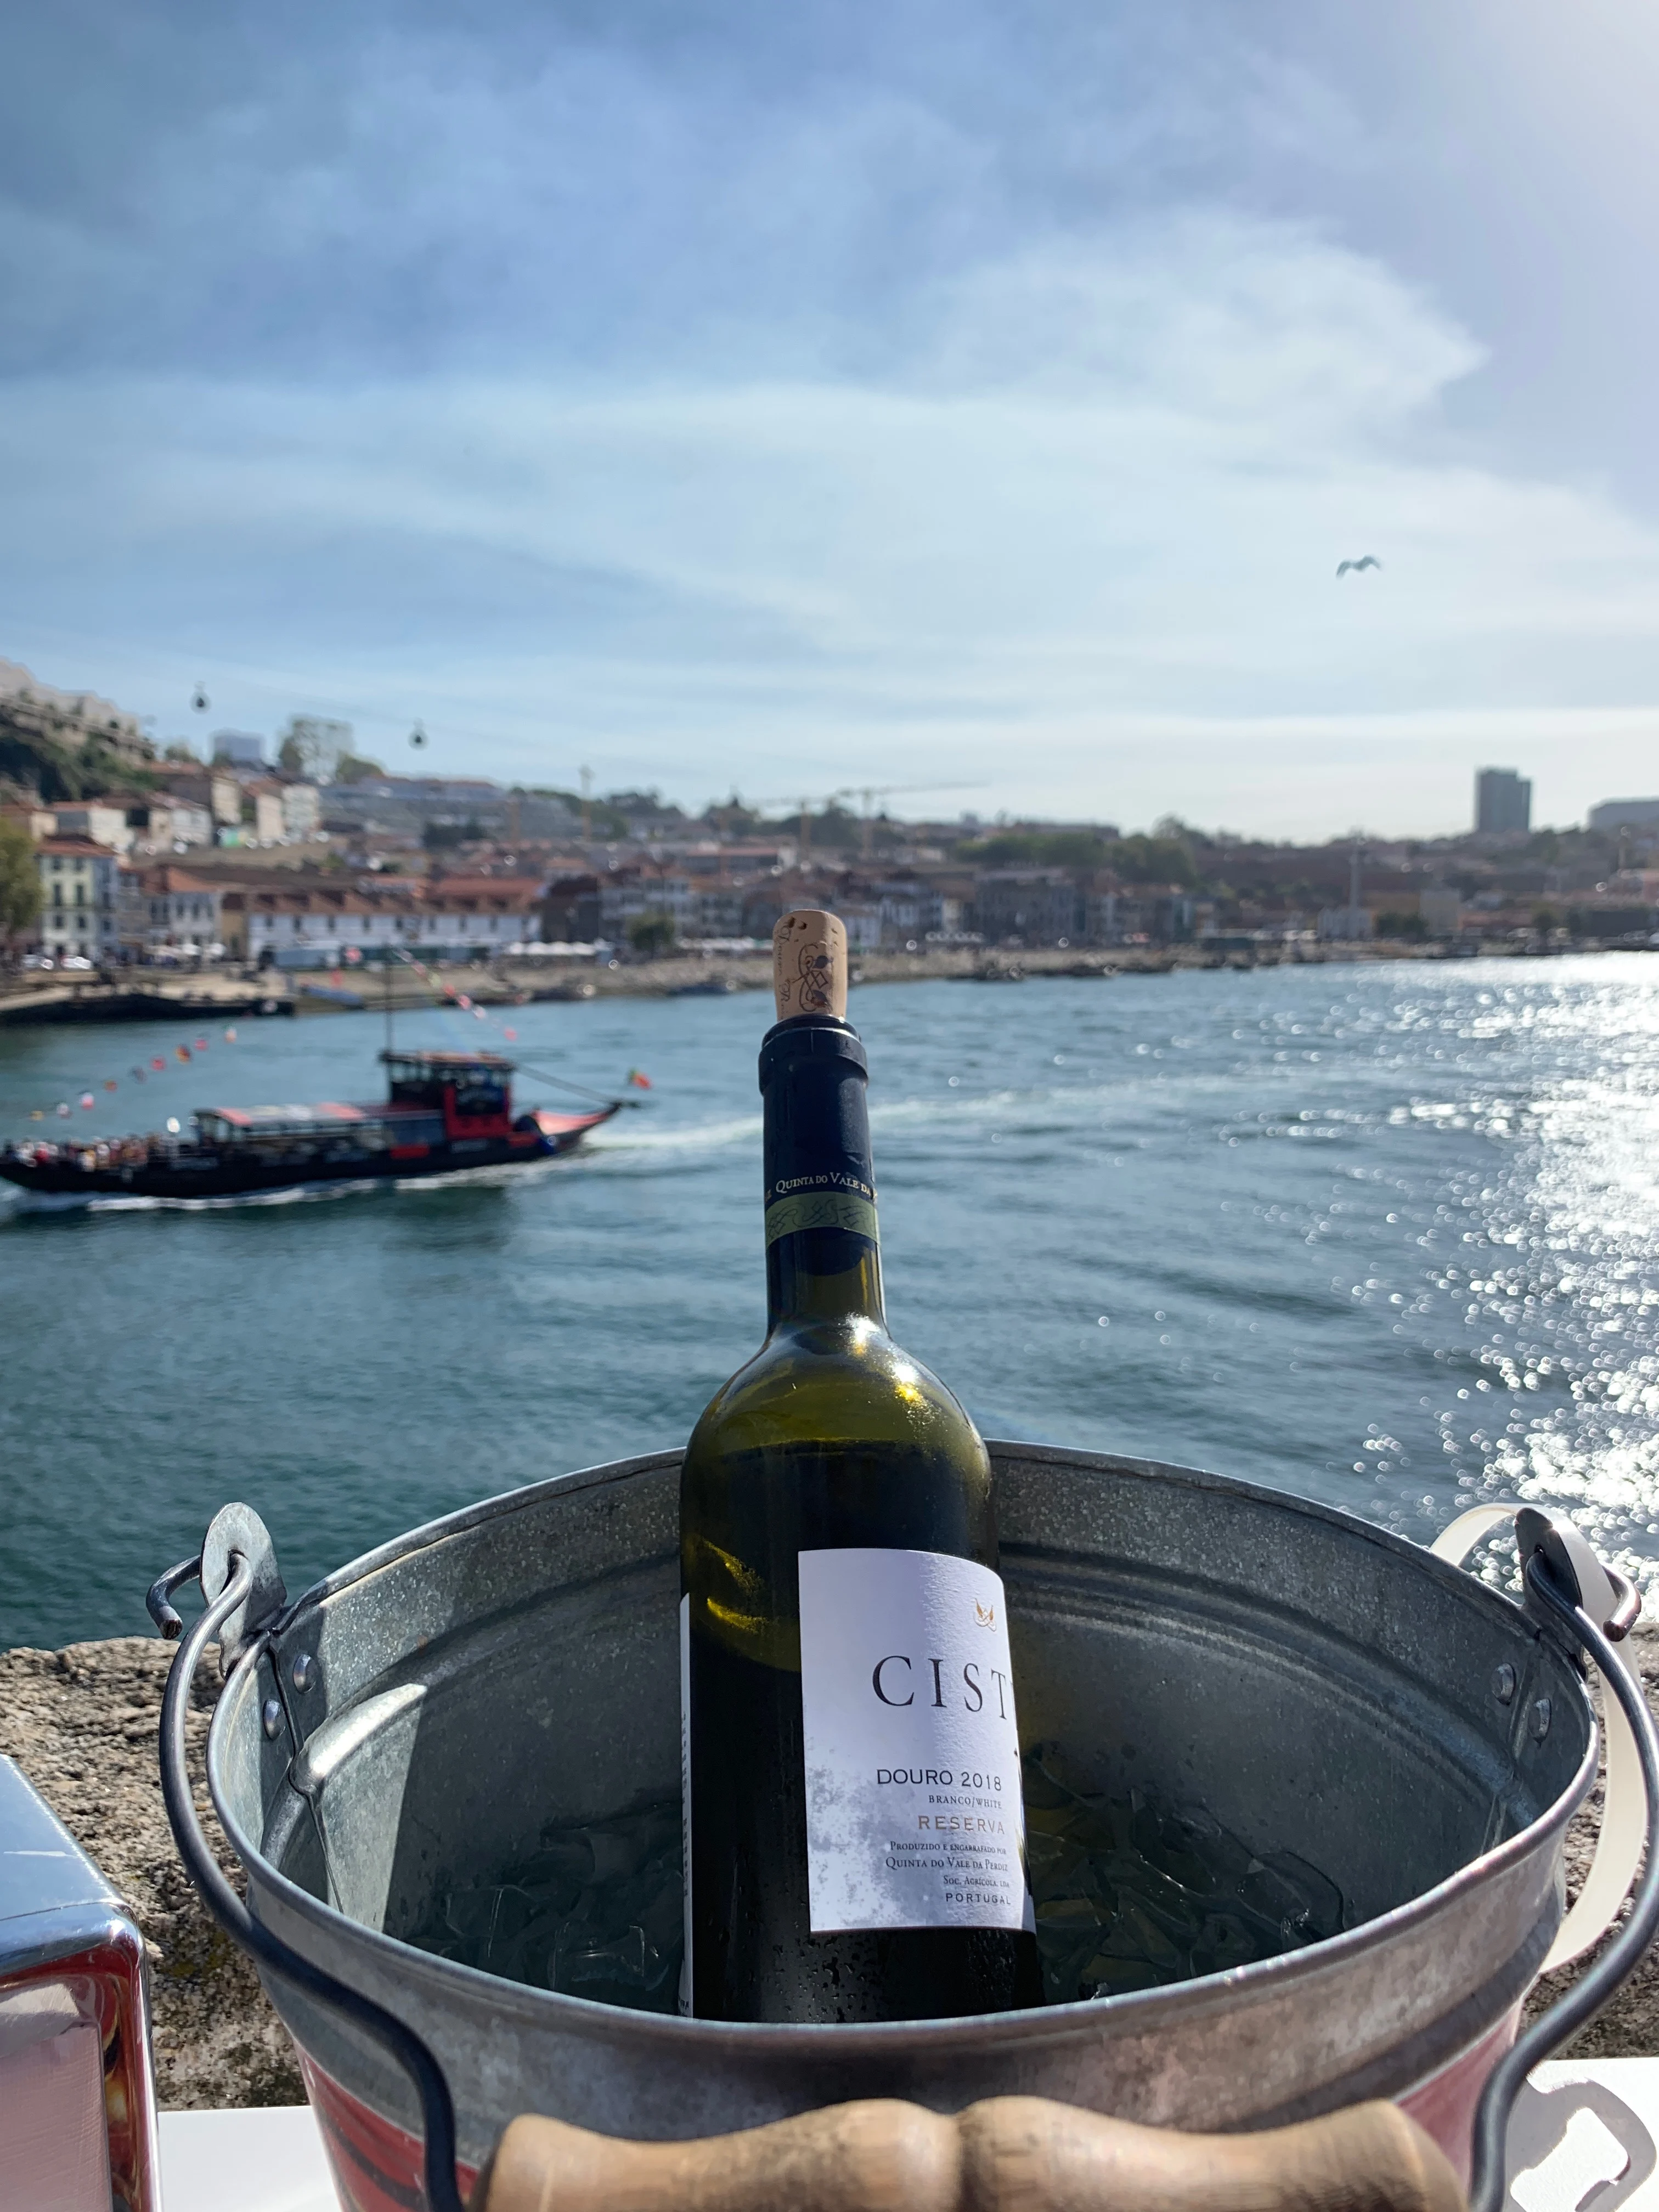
top-left (4, 955), bottom-right (1658, 1649)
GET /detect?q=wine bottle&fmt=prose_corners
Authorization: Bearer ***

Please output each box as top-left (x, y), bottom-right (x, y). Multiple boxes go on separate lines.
top-left (680, 909), bottom-right (1040, 2024)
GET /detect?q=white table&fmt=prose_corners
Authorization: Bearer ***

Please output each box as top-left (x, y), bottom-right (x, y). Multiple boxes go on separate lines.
top-left (159, 2107), bottom-right (338, 2212)
top-left (157, 2062), bottom-right (1659, 2212)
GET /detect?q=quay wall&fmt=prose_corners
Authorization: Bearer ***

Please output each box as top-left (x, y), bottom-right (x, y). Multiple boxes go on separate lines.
top-left (1, 935), bottom-right (1641, 1028)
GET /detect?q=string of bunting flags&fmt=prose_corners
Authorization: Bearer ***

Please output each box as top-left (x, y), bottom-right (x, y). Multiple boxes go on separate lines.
top-left (384, 950), bottom-right (652, 1090)
top-left (29, 1026), bottom-right (241, 1123)
top-left (22, 951), bottom-right (653, 1126)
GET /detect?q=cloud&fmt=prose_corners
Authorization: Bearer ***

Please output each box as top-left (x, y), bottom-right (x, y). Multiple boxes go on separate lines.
top-left (3, 1), bottom-right (1659, 834)
top-left (5, 201), bottom-right (1657, 836)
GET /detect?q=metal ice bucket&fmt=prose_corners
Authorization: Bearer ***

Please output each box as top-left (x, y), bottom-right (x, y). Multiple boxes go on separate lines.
top-left (153, 1444), bottom-right (1650, 2212)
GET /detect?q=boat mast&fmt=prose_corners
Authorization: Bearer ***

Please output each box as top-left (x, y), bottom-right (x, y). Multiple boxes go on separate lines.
top-left (384, 957), bottom-right (394, 1060)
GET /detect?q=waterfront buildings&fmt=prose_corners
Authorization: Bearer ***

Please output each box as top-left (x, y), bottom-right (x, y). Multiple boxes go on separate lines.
top-left (972, 870), bottom-right (1082, 946)
top-left (1317, 901), bottom-right (1375, 943)
top-left (127, 866), bottom-right (227, 955)
top-left (219, 878), bottom-right (543, 964)
top-left (1085, 882), bottom-right (1199, 946)
top-left (34, 838), bottom-right (124, 962)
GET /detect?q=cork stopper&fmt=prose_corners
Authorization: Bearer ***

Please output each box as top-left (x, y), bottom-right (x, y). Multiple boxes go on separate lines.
top-left (773, 910), bottom-right (848, 1022)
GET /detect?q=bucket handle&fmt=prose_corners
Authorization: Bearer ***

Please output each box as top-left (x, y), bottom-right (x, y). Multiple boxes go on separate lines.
top-left (1431, 1505), bottom-right (1645, 1971)
top-left (151, 1538), bottom-right (470, 2212)
top-left (1463, 1540), bottom-right (1659, 2212)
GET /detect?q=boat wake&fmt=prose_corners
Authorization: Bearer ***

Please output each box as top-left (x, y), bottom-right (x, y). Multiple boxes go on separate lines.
top-left (582, 1111), bottom-right (762, 1161)
top-left (0, 1155), bottom-right (583, 1218)
top-left (2, 1177), bottom-right (393, 1216)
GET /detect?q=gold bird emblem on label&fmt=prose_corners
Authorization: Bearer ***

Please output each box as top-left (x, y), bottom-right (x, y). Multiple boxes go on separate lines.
top-left (974, 1600), bottom-right (996, 1628)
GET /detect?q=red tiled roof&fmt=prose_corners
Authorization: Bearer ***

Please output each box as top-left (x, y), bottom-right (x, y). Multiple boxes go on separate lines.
top-left (218, 883), bottom-right (538, 917)
top-left (134, 866), bottom-right (223, 894)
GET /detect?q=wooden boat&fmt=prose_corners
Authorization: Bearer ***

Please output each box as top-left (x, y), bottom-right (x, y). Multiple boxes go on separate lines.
top-left (0, 1049), bottom-right (620, 1201)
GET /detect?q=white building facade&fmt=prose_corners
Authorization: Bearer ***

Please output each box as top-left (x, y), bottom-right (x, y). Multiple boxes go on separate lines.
top-left (35, 839), bottom-right (126, 962)
top-left (127, 868), bottom-right (225, 954)
top-left (223, 882), bottom-right (541, 964)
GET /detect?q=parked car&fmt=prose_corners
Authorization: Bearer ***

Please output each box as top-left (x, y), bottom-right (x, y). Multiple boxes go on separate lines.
top-left (60, 955), bottom-right (95, 971)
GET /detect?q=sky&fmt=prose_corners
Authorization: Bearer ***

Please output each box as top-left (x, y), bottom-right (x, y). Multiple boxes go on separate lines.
top-left (3, 1), bottom-right (1658, 839)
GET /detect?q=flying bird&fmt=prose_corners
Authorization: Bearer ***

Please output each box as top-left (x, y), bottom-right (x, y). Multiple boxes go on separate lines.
top-left (1336, 556), bottom-right (1381, 578)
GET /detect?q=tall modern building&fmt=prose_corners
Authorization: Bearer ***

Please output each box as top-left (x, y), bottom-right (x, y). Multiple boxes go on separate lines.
top-left (1475, 768), bottom-right (1531, 836)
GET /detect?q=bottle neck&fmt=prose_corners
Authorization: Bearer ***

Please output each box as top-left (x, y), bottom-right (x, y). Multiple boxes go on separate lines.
top-left (766, 1237), bottom-right (884, 1329)
top-left (759, 1016), bottom-right (885, 1333)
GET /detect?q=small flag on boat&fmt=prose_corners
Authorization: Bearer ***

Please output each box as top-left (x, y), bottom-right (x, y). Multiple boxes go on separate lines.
top-left (151, 1057), bottom-right (166, 1071)
top-left (132, 1068), bottom-right (146, 1082)
top-left (224, 1026), bottom-right (238, 1041)
top-left (56, 1102), bottom-right (70, 1118)
top-left (80, 1092), bottom-right (94, 1110)
top-left (195, 1036), bottom-right (209, 1049)
top-left (627, 1068), bottom-right (652, 1090)
top-left (104, 1080), bottom-right (117, 1091)
top-left (30, 1109), bottom-right (42, 1121)
top-left (503, 1027), bottom-right (517, 1041)
top-left (177, 1045), bottom-right (191, 1061)
top-left (457, 993), bottom-right (473, 1010)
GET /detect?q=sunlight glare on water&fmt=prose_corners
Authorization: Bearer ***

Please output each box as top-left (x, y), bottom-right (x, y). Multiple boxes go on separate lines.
top-left (3, 955), bottom-right (1659, 1646)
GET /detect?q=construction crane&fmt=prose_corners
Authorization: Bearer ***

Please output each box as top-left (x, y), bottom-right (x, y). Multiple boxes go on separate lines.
top-left (843, 783), bottom-right (979, 861)
top-left (751, 782), bottom-right (979, 864)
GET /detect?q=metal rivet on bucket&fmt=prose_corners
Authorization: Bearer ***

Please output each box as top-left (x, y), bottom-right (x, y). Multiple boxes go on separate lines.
top-left (1492, 1664), bottom-right (1516, 1704)
top-left (291, 1653), bottom-right (316, 1693)
top-left (261, 1697), bottom-right (284, 1741)
top-left (1531, 1697), bottom-right (1553, 1741)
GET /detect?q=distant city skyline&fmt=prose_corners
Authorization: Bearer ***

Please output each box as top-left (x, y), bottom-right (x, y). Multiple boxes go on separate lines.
top-left (7, 645), bottom-right (1651, 845)
top-left (4, 3), bottom-right (1659, 842)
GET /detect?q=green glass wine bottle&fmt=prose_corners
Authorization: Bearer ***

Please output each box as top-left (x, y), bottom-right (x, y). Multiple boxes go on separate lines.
top-left (679, 909), bottom-right (1040, 2024)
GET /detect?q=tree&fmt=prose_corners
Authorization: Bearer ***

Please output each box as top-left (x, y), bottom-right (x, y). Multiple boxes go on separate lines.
top-left (628, 912), bottom-right (677, 957)
top-left (1110, 832), bottom-right (1199, 887)
top-left (0, 817), bottom-right (42, 959)
top-left (962, 830), bottom-right (1112, 869)
top-left (334, 753), bottom-right (386, 785)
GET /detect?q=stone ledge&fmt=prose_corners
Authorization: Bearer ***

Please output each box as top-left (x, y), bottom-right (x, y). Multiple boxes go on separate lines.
top-left (0, 1636), bottom-right (303, 2108)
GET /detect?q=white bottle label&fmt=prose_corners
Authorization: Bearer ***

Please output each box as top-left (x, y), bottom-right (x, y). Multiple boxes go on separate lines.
top-left (797, 1548), bottom-right (1033, 1934)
